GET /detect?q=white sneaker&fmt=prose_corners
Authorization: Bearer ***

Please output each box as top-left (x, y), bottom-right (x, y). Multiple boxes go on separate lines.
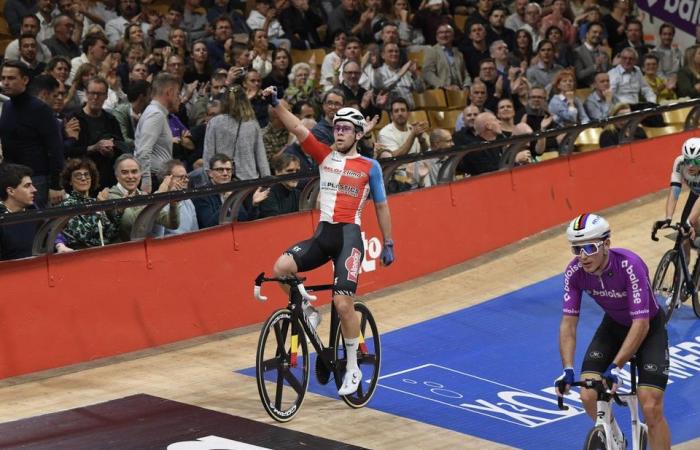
top-left (338, 368), bottom-right (362, 396)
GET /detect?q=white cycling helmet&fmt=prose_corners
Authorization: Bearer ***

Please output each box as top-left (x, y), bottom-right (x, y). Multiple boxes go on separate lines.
top-left (566, 213), bottom-right (611, 243)
top-left (682, 137), bottom-right (700, 160)
top-left (333, 107), bottom-right (366, 133)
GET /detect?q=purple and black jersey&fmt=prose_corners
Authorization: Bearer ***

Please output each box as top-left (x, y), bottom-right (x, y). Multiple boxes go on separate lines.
top-left (563, 248), bottom-right (660, 326)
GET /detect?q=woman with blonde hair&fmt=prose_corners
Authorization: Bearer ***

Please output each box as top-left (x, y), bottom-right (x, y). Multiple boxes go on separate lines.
top-left (203, 84), bottom-right (270, 180)
top-left (677, 44), bottom-right (700, 98)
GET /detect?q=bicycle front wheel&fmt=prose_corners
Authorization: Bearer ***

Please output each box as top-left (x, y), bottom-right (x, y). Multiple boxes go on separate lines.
top-left (334, 302), bottom-right (381, 409)
top-left (583, 425), bottom-right (608, 450)
top-left (255, 309), bottom-right (309, 422)
top-left (652, 249), bottom-right (680, 324)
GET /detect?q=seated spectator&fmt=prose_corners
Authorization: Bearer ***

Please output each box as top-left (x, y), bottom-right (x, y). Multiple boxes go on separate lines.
top-left (464, 0), bottom-right (491, 32)
top-left (243, 69), bottom-right (271, 128)
top-left (459, 22), bottom-right (490, 81)
top-left (279, 0), bottom-right (324, 50)
top-left (677, 45), bottom-right (700, 99)
top-left (422, 24), bottom-right (471, 90)
top-left (454, 104), bottom-right (480, 143)
top-left (284, 62), bottom-right (318, 110)
top-left (377, 97), bottom-right (429, 158)
top-left (68, 32), bottom-right (109, 85)
top-left (328, 0), bottom-right (370, 44)
top-left (66, 76), bottom-right (126, 190)
top-left (320, 31), bottom-right (346, 91)
top-left (54, 158), bottom-right (118, 252)
top-left (112, 80), bottom-right (151, 153)
top-left (371, 43), bottom-right (424, 109)
top-left (652, 23), bottom-right (682, 81)
top-left (263, 48), bottom-right (292, 94)
top-left (43, 14), bottom-right (81, 60)
top-left (203, 85), bottom-right (270, 180)
top-left (152, 160), bottom-right (199, 236)
top-left (183, 40), bottom-right (213, 85)
top-left (485, 6), bottom-right (515, 49)
top-left (391, 0), bottom-right (425, 47)
top-left (520, 3), bottom-right (543, 51)
top-left (539, 0), bottom-right (575, 44)
top-left (246, 0), bottom-right (290, 50)
top-left (64, 63), bottom-right (98, 114)
top-left (468, 80), bottom-right (489, 113)
top-left (526, 40), bottom-right (563, 93)
top-left (310, 88), bottom-right (346, 145)
top-left (548, 68), bottom-right (590, 127)
top-left (18, 34), bottom-right (47, 80)
top-left (599, 103), bottom-right (647, 149)
top-left (292, 100), bottom-right (316, 119)
top-left (574, 21), bottom-right (610, 88)
top-left (206, 16), bottom-right (236, 70)
top-left (613, 19), bottom-right (649, 65)
top-left (521, 86), bottom-right (556, 149)
top-left (545, 25), bottom-right (575, 69)
top-left (192, 154), bottom-right (269, 227)
top-left (476, 58), bottom-right (510, 112)
top-left (642, 54), bottom-right (677, 102)
top-left (506, 0), bottom-right (528, 32)
top-left (250, 29), bottom-right (274, 79)
top-left (0, 164), bottom-right (41, 261)
top-left (259, 153), bottom-right (301, 218)
top-left (585, 71), bottom-right (619, 122)
top-left (4, 14), bottom-right (53, 63)
top-left (608, 47), bottom-right (657, 107)
top-left (263, 99), bottom-right (291, 162)
top-left (575, 5), bottom-right (606, 44)
top-left (496, 98), bottom-right (517, 136)
top-left (46, 56), bottom-right (72, 88)
top-left (510, 29), bottom-right (534, 69)
top-left (338, 60), bottom-right (383, 120)
top-left (107, 155), bottom-right (181, 242)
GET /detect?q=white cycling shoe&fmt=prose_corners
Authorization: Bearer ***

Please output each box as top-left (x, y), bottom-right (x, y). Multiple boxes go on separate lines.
top-left (338, 368), bottom-right (362, 396)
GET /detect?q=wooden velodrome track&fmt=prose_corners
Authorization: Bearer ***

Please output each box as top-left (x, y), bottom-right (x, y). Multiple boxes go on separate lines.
top-left (0, 189), bottom-right (698, 449)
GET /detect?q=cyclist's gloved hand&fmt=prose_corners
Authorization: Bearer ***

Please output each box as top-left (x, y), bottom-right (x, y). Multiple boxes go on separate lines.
top-left (262, 86), bottom-right (279, 107)
top-left (381, 239), bottom-right (394, 266)
top-left (554, 367), bottom-right (575, 396)
top-left (602, 363), bottom-right (622, 393)
top-left (653, 219), bottom-right (671, 231)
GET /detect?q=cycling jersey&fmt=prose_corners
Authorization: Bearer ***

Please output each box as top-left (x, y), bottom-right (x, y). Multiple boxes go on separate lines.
top-left (301, 133), bottom-right (386, 225)
top-left (670, 155), bottom-right (700, 195)
top-left (563, 248), bottom-right (660, 326)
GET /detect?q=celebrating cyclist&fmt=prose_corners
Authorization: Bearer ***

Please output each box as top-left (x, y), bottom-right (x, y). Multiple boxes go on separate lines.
top-left (261, 86), bottom-right (394, 396)
top-left (556, 213), bottom-right (671, 450)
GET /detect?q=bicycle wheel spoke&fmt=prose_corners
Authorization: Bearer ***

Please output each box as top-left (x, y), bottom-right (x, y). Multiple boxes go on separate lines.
top-left (260, 357), bottom-right (283, 372)
top-left (273, 322), bottom-right (288, 356)
top-left (359, 313), bottom-right (367, 335)
top-left (283, 369), bottom-right (306, 394)
top-left (275, 369), bottom-right (285, 410)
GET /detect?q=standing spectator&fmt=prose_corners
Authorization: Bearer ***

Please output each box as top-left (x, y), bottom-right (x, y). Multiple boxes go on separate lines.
top-left (585, 71), bottom-right (619, 122)
top-left (263, 48), bottom-right (292, 94)
top-left (608, 47), bottom-right (657, 106)
top-left (599, 102), bottom-right (646, 148)
top-left (642, 54), bottom-right (676, 102)
top-left (371, 43), bottom-right (424, 109)
top-left (539, 0), bottom-right (575, 44)
top-left (43, 14), bottom-right (81, 59)
top-left (244, 69), bottom-right (270, 127)
top-left (526, 40), bottom-right (563, 92)
top-left (206, 16), bottom-right (234, 70)
top-left (0, 163), bottom-right (40, 261)
top-left (107, 154), bottom-right (181, 242)
top-left (203, 85), bottom-right (270, 180)
top-left (54, 158), bottom-right (118, 252)
top-left (653, 23), bottom-right (682, 81)
top-left (485, 6), bottom-right (515, 49)
top-left (4, 14), bottom-right (53, 63)
top-left (68, 32), bottom-right (109, 84)
top-left (545, 25), bottom-right (575, 69)
top-left (459, 22), bottom-right (490, 81)
top-left (548, 68), bottom-right (590, 127)
top-left (520, 3), bottom-right (542, 50)
top-left (112, 79), bottom-right (151, 152)
top-left (422, 24), bottom-right (470, 90)
top-left (182, 0), bottom-right (208, 41)
top-left (574, 22), bottom-right (610, 88)
top-left (68, 76), bottom-right (126, 190)
top-left (250, 29), bottom-right (273, 78)
top-left (246, 0), bottom-right (290, 49)
top-left (0, 61), bottom-right (64, 207)
top-left (105, 0), bottom-right (142, 48)
top-left (262, 99), bottom-right (291, 161)
top-left (613, 19), bottom-right (649, 65)
top-left (320, 30), bottom-right (347, 92)
top-left (259, 153), bottom-right (301, 218)
top-left (3, 0), bottom-right (37, 37)
top-left (506, 0), bottom-right (528, 32)
top-left (134, 73), bottom-right (180, 193)
top-left (18, 34), bottom-right (46, 79)
top-left (279, 0), bottom-right (324, 50)
top-left (192, 153), bottom-right (268, 227)
top-left (151, 160), bottom-right (199, 236)
top-left (677, 45), bottom-right (700, 99)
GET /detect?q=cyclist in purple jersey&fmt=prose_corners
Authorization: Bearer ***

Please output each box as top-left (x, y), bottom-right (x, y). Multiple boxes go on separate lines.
top-left (556, 213), bottom-right (671, 450)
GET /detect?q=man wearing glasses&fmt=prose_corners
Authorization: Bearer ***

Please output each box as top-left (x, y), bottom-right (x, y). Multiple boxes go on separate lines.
top-left (262, 86), bottom-right (394, 396)
top-left (69, 76), bottom-right (126, 190)
top-left (556, 213), bottom-right (670, 450)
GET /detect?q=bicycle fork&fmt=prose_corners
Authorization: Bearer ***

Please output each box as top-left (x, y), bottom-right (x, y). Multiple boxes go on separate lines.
top-left (626, 394), bottom-right (648, 450)
top-left (594, 400), bottom-right (619, 449)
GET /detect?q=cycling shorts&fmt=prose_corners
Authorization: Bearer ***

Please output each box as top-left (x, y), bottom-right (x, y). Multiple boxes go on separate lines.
top-left (284, 222), bottom-right (364, 297)
top-left (680, 191), bottom-right (699, 224)
top-left (581, 310), bottom-right (669, 391)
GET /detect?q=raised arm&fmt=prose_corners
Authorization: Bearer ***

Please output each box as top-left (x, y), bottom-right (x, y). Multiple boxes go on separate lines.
top-left (262, 87), bottom-right (310, 143)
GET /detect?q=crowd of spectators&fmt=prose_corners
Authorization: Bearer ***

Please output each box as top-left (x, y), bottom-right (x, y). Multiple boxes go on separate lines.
top-left (1, 0), bottom-right (700, 260)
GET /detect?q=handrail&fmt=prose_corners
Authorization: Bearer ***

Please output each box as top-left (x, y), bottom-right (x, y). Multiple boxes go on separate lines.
top-left (0, 98), bottom-right (698, 255)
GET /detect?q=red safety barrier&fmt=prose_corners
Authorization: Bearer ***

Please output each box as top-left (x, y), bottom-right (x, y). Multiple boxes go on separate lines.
top-left (0, 131), bottom-right (694, 379)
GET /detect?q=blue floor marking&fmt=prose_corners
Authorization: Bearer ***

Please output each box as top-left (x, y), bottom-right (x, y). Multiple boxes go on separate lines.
top-left (240, 274), bottom-right (700, 448)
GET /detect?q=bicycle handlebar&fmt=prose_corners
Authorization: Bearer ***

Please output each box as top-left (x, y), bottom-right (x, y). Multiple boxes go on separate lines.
top-left (651, 221), bottom-right (690, 242)
top-left (556, 380), bottom-right (626, 411)
top-left (253, 272), bottom-right (318, 303)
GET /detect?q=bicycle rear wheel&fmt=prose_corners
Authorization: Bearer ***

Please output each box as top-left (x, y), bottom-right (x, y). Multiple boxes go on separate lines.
top-left (652, 250), bottom-right (680, 324)
top-left (255, 309), bottom-right (309, 422)
top-left (334, 302), bottom-right (381, 408)
top-left (583, 425), bottom-right (608, 450)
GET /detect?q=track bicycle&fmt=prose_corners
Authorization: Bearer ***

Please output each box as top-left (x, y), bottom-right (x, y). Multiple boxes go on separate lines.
top-left (651, 222), bottom-right (700, 323)
top-left (253, 273), bottom-right (381, 422)
top-left (557, 358), bottom-right (648, 450)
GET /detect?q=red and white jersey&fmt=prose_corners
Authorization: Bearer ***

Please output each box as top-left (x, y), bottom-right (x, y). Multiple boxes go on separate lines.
top-left (301, 133), bottom-right (387, 225)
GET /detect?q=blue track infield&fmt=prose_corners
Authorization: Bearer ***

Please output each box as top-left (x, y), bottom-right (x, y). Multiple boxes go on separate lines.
top-left (240, 274), bottom-right (700, 449)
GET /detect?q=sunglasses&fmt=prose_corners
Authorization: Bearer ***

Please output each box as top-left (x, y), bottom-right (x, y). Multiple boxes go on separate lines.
top-left (571, 241), bottom-right (605, 257)
top-left (333, 124), bottom-right (355, 134)
top-left (685, 157), bottom-right (700, 166)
